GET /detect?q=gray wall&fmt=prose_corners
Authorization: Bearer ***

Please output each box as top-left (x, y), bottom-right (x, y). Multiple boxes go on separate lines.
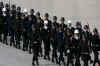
top-left (3, 0), bottom-right (99, 31)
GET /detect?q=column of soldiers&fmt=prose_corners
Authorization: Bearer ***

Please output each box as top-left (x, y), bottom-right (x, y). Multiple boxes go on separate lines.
top-left (0, 2), bottom-right (100, 66)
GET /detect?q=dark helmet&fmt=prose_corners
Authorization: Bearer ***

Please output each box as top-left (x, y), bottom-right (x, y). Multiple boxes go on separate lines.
top-left (5, 3), bottom-right (9, 8)
top-left (61, 17), bottom-right (65, 21)
top-left (11, 4), bottom-right (16, 9)
top-left (53, 16), bottom-right (57, 20)
top-left (30, 9), bottom-right (34, 13)
top-left (84, 25), bottom-right (89, 29)
top-left (76, 21), bottom-right (82, 28)
top-left (45, 13), bottom-right (49, 17)
top-left (17, 6), bottom-right (21, 11)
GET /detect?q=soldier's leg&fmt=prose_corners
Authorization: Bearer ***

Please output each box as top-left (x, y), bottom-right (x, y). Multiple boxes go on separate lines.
top-left (43, 39), bottom-right (47, 59)
top-left (29, 40), bottom-right (32, 54)
top-left (94, 51), bottom-right (100, 66)
top-left (82, 54), bottom-right (89, 66)
top-left (67, 53), bottom-right (74, 66)
top-left (3, 32), bottom-right (8, 45)
top-left (75, 52), bottom-right (81, 66)
top-left (23, 33), bottom-right (27, 51)
top-left (46, 39), bottom-right (51, 60)
top-left (58, 48), bottom-right (65, 65)
top-left (36, 47), bottom-right (39, 65)
top-left (10, 31), bottom-right (15, 47)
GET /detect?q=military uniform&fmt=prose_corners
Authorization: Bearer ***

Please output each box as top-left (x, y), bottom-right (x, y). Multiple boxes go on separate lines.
top-left (80, 31), bottom-right (92, 66)
top-left (51, 21), bottom-right (59, 63)
top-left (7, 12), bottom-right (16, 47)
top-left (23, 15), bottom-right (33, 51)
top-left (32, 31), bottom-right (41, 66)
top-left (42, 19), bottom-right (52, 60)
top-left (91, 29), bottom-right (100, 66)
top-left (15, 14), bottom-right (23, 49)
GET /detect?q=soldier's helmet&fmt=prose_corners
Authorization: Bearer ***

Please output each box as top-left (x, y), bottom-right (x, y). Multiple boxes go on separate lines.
top-left (5, 3), bottom-right (9, 8)
top-left (74, 29), bottom-right (79, 34)
top-left (30, 9), bottom-right (34, 14)
top-left (45, 13), bottom-right (49, 17)
top-left (17, 6), bottom-right (21, 11)
top-left (76, 21), bottom-right (82, 28)
top-left (84, 25), bottom-right (89, 29)
top-left (53, 16), bottom-right (57, 20)
top-left (11, 4), bottom-right (16, 9)
top-left (67, 20), bottom-right (71, 24)
top-left (2, 7), bottom-right (7, 12)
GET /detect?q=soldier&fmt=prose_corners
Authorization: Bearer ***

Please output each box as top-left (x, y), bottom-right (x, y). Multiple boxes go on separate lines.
top-left (80, 25), bottom-right (92, 66)
top-left (35, 12), bottom-right (44, 56)
top-left (64, 29), bottom-right (74, 66)
top-left (51, 16), bottom-right (59, 64)
top-left (15, 13), bottom-right (22, 49)
top-left (57, 25), bottom-right (65, 66)
top-left (23, 12), bottom-right (33, 51)
top-left (32, 30), bottom-right (41, 66)
top-left (2, 7), bottom-right (8, 44)
top-left (7, 11), bottom-right (16, 47)
top-left (72, 29), bottom-right (81, 66)
top-left (42, 13), bottom-right (52, 60)
top-left (91, 28), bottom-right (100, 66)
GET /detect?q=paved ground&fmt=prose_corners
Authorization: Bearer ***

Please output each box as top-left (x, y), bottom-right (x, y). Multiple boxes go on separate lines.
top-left (0, 42), bottom-right (61, 66)
top-left (0, 40), bottom-right (99, 66)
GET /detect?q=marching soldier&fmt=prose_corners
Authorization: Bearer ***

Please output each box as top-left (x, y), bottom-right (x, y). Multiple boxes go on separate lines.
top-left (7, 10), bottom-right (16, 47)
top-left (42, 13), bottom-right (52, 60)
top-left (32, 30), bottom-right (41, 66)
top-left (35, 12), bottom-right (44, 56)
top-left (72, 29), bottom-right (81, 66)
top-left (80, 25), bottom-right (92, 66)
top-left (23, 12), bottom-right (33, 51)
top-left (92, 28), bottom-right (100, 66)
top-left (2, 7), bottom-right (8, 44)
top-left (15, 13), bottom-right (22, 49)
top-left (51, 16), bottom-right (59, 64)
top-left (64, 29), bottom-right (74, 66)
top-left (57, 25), bottom-right (65, 66)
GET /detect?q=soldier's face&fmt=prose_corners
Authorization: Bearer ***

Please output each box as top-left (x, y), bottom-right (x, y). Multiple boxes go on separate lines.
top-left (45, 16), bottom-right (48, 20)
